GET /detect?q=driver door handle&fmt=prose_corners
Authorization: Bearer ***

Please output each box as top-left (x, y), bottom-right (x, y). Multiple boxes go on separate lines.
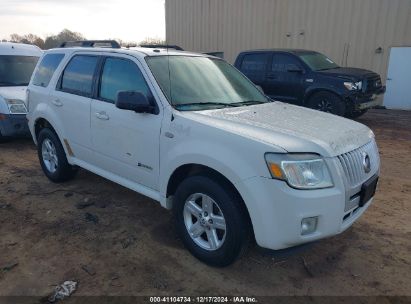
top-left (95, 111), bottom-right (110, 120)
top-left (52, 99), bottom-right (63, 107)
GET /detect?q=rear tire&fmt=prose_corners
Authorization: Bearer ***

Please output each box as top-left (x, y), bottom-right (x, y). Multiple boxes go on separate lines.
top-left (173, 175), bottom-right (250, 267)
top-left (37, 128), bottom-right (77, 183)
top-left (307, 91), bottom-right (345, 116)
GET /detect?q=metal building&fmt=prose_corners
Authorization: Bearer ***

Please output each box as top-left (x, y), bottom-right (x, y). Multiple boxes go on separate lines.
top-left (166, 0), bottom-right (411, 109)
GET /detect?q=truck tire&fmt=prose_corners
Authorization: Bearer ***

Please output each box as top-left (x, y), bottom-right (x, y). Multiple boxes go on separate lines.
top-left (173, 175), bottom-right (250, 267)
top-left (37, 128), bottom-right (77, 183)
top-left (307, 91), bottom-right (345, 116)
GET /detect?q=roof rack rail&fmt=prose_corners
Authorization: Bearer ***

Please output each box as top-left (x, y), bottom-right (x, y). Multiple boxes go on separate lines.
top-left (140, 44), bottom-right (184, 51)
top-left (59, 40), bottom-right (121, 49)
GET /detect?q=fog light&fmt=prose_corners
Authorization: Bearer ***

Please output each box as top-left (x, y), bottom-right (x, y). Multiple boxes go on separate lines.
top-left (301, 217), bottom-right (318, 235)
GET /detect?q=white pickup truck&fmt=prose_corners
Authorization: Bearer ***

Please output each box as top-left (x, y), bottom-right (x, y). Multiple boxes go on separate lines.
top-left (27, 41), bottom-right (380, 266)
top-left (0, 42), bottom-right (42, 141)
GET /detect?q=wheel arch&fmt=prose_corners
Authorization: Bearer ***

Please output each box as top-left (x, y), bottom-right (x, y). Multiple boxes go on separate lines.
top-left (304, 87), bottom-right (342, 106)
top-left (34, 117), bottom-right (57, 140)
top-left (33, 117), bottom-right (71, 158)
top-left (166, 163), bottom-right (255, 238)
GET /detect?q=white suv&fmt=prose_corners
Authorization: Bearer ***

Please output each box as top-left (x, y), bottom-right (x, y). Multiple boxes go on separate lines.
top-left (27, 41), bottom-right (380, 266)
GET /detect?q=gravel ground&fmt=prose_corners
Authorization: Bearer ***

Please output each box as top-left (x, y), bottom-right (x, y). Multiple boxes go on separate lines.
top-left (0, 109), bottom-right (410, 300)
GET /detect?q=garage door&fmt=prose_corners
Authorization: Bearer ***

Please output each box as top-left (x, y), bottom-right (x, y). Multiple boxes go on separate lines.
top-left (384, 47), bottom-right (411, 110)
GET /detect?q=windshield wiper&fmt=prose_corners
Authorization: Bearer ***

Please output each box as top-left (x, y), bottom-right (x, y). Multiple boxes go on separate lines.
top-left (174, 102), bottom-right (239, 109)
top-left (317, 67), bottom-right (339, 71)
top-left (0, 82), bottom-right (28, 86)
top-left (0, 82), bottom-right (15, 86)
top-left (232, 100), bottom-right (269, 106)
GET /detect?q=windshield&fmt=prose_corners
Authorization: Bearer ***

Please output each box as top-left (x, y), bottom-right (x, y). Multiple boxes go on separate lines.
top-left (298, 53), bottom-right (339, 71)
top-left (146, 56), bottom-right (269, 111)
top-left (0, 56), bottom-right (39, 87)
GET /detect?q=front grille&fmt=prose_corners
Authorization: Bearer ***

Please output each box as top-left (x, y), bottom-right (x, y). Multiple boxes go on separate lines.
top-left (337, 139), bottom-right (380, 188)
top-left (364, 75), bottom-right (382, 93)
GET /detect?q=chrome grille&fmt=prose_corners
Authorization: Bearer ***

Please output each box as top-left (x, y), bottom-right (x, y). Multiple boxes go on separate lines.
top-left (337, 139), bottom-right (380, 188)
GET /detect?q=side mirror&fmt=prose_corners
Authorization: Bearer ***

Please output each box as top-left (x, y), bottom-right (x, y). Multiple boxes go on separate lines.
top-left (115, 91), bottom-right (155, 114)
top-left (288, 67), bottom-right (304, 73)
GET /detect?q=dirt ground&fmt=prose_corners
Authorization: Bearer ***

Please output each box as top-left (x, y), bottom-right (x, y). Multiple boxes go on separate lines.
top-left (0, 109), bottom-right (410, 299)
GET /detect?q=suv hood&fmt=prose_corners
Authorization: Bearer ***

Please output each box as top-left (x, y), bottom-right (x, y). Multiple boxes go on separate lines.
top-left (183, 102), bottom-right (373, 157)
top-left (0, 86), bottom-right (27, 103)
top-left (319, 67), bottom-right (379, 81)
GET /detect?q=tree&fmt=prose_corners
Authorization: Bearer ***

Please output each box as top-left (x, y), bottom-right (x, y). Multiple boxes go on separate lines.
top-left (10, 33), bottom-right (23, 43)
top-left (139, 37), bottom-right (166, 46)
top-left (9, 33), bottom-right (45, 49)
top-left (44, 29), bottom-right (86, 49)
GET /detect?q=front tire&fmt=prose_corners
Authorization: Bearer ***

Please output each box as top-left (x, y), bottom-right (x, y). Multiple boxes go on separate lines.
top-left (307, 91), bottom-right (345, 116)
top-left (37, 128), bottom-right (77, 183)
top-left (173, 175), bottom-right (250, 267)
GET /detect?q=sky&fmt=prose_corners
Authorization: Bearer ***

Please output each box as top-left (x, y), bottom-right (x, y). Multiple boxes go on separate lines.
top-left (0, 0), bottom-right (166, 42)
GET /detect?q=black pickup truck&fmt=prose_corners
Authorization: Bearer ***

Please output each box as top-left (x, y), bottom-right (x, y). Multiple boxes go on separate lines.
top-left (234, 49), bottom-right (386, 118)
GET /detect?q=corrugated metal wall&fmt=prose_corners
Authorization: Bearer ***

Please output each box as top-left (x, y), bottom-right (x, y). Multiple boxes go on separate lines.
top-left (166, 0), bottom-right (411, 81)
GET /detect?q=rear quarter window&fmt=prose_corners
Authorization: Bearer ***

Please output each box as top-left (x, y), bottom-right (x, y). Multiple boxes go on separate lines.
top-left (32, 54), bottom-right (65, 87)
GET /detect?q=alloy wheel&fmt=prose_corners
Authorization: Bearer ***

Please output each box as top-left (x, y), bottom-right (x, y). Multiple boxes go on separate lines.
top-left (41, 138), bottom-right (58, 173)
top-left (183, 193), bottom-right (227, 251)
top-left (316, 99), bottom-right (334, 112)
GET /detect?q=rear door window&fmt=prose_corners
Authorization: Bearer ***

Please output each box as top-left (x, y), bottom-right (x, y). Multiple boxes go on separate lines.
top-left (32, 54), bottom-right (64, 87)
top-left (241, 54), bottom-right (269, 73)
top-left (59, 55), bottom-right (99, 97)
top-left (99, 57), bottom-right (152, 103)
top-left (272, 54), bottom-right (302, 72)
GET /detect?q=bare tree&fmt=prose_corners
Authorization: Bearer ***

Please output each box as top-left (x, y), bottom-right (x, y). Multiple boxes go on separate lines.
top-left (9, 33), bottom-right (45, 49)
top-left (10, 33), bottom-right (24, 42)
top-left (139, 37), bottom-right (166, 46)
top-left (44, 29), bottom-right (86, 49)
top-left (5, 30), bottom-right (166, 50)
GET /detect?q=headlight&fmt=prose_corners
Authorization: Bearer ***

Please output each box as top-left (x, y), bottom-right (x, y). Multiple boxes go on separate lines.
top-left (5, 99), bottom-right (28, 114)
top-left (265, 153), bottom-right (334, 189)
top-left (344, 81), bottom-right (362, 91)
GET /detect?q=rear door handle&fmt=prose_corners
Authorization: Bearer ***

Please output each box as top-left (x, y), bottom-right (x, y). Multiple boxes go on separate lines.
top-left (267, 74), bottom-right (278, 80)
top-left (52, 99), bottom-right (63, 107)
top-left (95, 111), bottom-right (110, 120)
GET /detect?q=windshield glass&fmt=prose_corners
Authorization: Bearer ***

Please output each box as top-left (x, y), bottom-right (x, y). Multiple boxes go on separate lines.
top-left (0, 56), bottom-right (39, 87)
top-left (298, 53), bottom-right (339, 71)
top-left (146, 56), bottom-right (268, 111)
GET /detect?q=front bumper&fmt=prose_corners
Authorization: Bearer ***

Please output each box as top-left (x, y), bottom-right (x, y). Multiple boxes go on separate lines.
top-left (240, 176), bottom-right (373, 250)
top-left (0, 113), bottom-right (30, 137)
top-left (348, 86), bottom-right (386, 111)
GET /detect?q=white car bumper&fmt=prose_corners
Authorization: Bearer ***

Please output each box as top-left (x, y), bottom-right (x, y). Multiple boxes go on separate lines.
top-left (240, 177), bottom-right (373, 250)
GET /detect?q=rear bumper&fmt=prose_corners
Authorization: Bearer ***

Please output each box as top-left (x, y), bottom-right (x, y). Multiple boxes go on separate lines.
top-left (0, 113), bottom-right (30, 137)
